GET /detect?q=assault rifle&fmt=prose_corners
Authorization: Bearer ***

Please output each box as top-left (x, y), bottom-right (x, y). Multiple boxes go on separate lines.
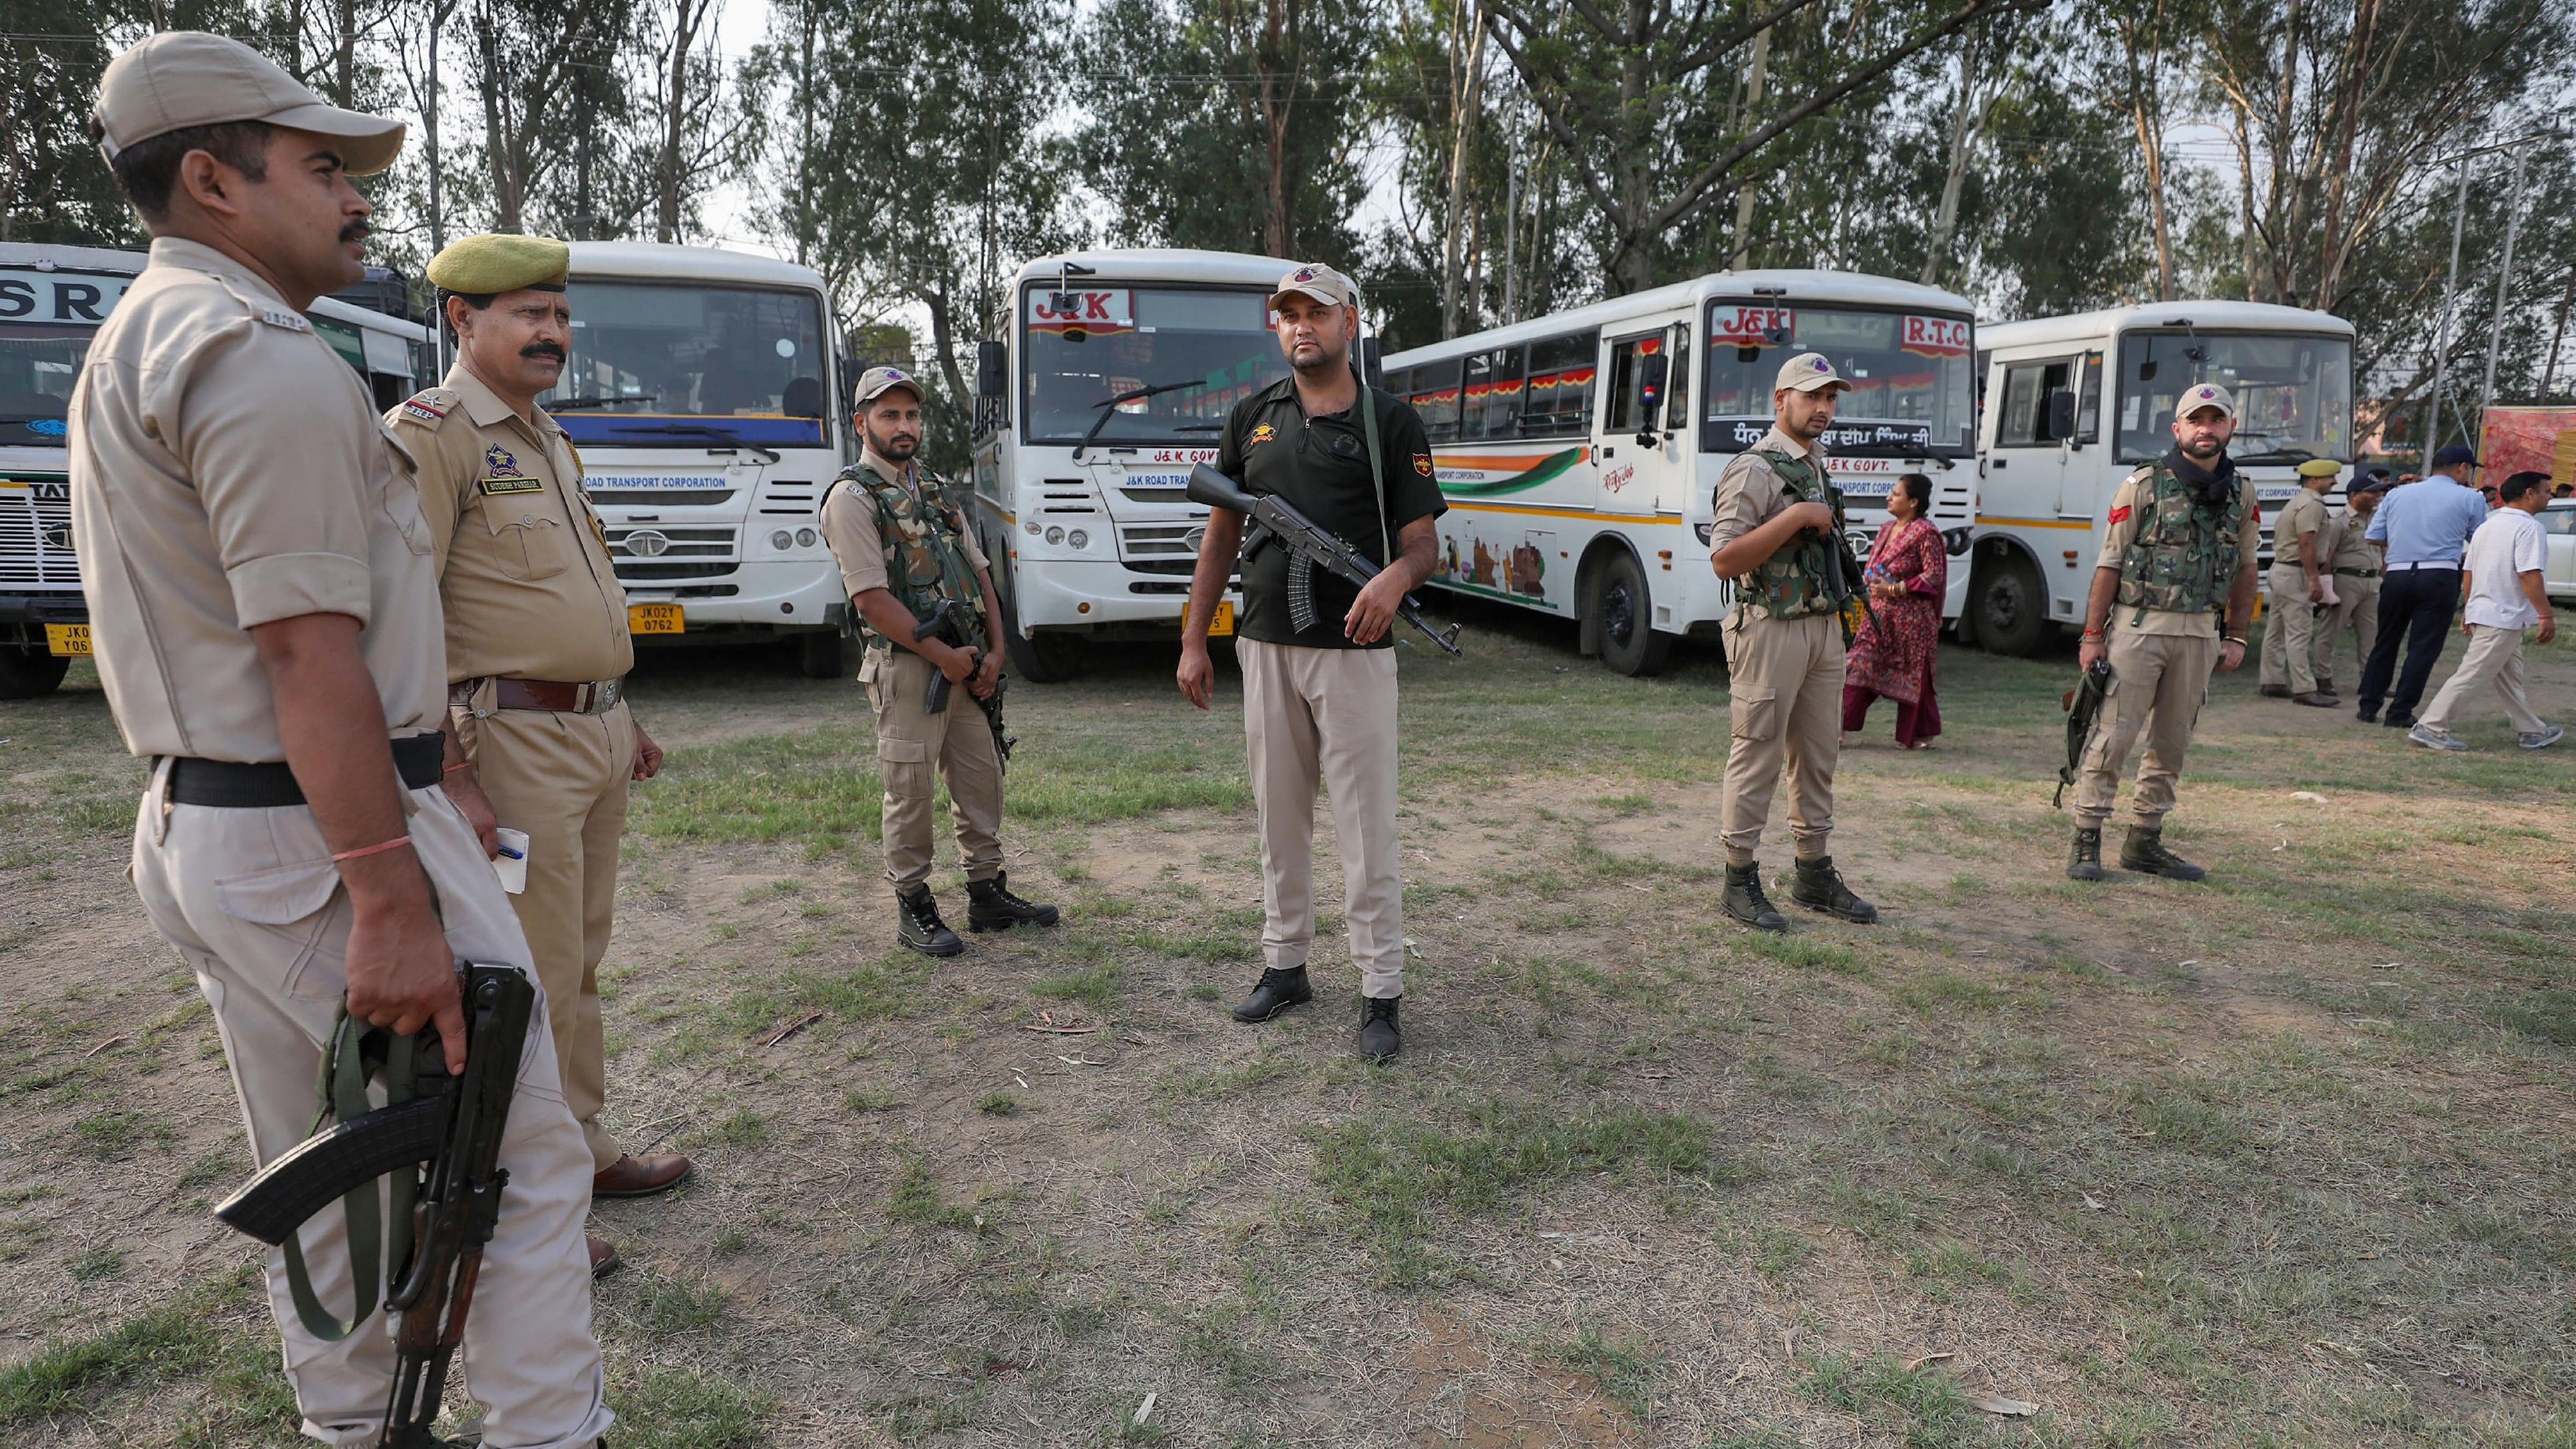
top-left (1185, 464), bottom-right (1463, 655)
top-left (1818, 524), bottom-right (1883, 646)
top-left (214, 963), bottom-right (536, 1449)
top-left (2056, 658), bottom-right (2116, 807)
top-left (914, 597), bottom-right (1014, 769)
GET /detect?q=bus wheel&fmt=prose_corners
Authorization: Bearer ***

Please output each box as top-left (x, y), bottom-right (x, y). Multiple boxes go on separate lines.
top-left (0, 644), bottom-right (71, 700)
top-left (1008, 629), bottom-right (1086, 683)
top-left (796, 629), bottom-right (844, 679)
top-left (1972, 550), bottom-right (2054, 657)
top-left (1590, 550), bottom-right (1672, 677)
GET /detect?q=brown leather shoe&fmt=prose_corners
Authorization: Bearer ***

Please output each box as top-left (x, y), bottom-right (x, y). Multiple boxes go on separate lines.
top-left (593, 1153), bottom-right (694, 1199)
top-left (588, 1236), bottom-right (621, 1279)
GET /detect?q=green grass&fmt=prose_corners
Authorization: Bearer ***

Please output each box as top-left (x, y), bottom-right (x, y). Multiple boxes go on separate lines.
top-left (611, 1365), bottom-right (769, 1448)
top-left (628, 1272), bottom-right (732, 1338)
top-left (1539, 1327), bottom-right (1660, 1422)
top-left (1797, 1349), bottom-right (1995, 1448)
top-left (0, 1283), bottom-right (233, 1425)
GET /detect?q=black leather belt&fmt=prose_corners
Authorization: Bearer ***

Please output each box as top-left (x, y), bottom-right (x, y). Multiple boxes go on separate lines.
top-left (450, 677), bottom-right (624, 714)
top-left (165, 732), bottom-right (446, 808)
top-left (2334, 568), bottom-right (2380, 578)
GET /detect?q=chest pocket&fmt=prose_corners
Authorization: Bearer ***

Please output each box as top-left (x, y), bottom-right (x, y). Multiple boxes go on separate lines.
top-left (373, 422), bottom-right (434, 557)
top-left (480, 503), bottom-right (568, 581)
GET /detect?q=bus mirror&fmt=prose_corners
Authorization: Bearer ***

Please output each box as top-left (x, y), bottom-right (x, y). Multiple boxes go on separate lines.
top-left (2048, 387), bottom-right (2078, 442)
top-left (1357, 336), bottom-right (1384, 389)
top-left (838, 355), bottom-right (860, 408)
top-left (976, 339), bottom-right (1006, 399)
top-left (1639, 353), bottom-right (1669, 419)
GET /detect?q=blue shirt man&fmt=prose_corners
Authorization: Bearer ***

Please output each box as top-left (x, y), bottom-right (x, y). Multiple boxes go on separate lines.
top-left (2357, 444), bottom-right (2489, 724)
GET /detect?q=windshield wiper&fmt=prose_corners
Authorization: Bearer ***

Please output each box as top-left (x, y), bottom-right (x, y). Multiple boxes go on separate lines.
top-left (608, 421), bottom-right (784, 464)
top-left (1074, 378), bottom-right (1206, 463)
top-left (547, 393), bottom-right (659, 411)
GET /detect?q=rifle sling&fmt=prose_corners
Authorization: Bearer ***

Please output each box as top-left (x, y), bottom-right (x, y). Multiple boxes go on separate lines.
top-left (280, 1009), bottom-right (422, 1343)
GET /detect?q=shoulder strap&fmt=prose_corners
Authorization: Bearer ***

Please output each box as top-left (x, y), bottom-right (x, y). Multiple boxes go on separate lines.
top-left (1361, 384), bottom-right (1391, 564)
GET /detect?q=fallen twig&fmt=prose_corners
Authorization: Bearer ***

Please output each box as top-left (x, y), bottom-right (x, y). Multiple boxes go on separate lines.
top-left (1020, 1023), bottom-right (1099, 1035)
top-left (758, 1011), bottom-right (825, 1047)
top-left (83, 1035), bottom-right (128, 1058)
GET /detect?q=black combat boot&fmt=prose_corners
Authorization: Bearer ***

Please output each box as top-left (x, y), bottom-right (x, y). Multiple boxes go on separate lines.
top-left (2119, 826), bottom-right (2207, 881)
top-left (1358, 995), bottom-right (1401, 1061)
top-left (896, 886), bottom-right (964, 956)
top-left (1720, 862), bottom-right (1786, 932)
top-left (2067, 827), bottom-right (2106, 881)
top-left (1791, 855), bottom-right (1879, 923)
top-left (967, 871), bottom-right (1060, 932)
top-left (1231, 966), bottom-right (1312, 1022)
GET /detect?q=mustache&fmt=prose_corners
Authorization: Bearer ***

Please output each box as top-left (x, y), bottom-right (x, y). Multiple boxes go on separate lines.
top-left (520, 342), bottom-right (565, 361)
top-left (339, 220), bottom-right (369, 244)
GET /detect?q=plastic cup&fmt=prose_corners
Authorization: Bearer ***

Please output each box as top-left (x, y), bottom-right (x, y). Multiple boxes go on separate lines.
top-left (492, 828), bottom-right (530, 895)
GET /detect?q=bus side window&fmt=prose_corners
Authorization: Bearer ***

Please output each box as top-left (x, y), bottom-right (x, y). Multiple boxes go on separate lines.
top-left (1997, 358), bottom-right (2074, 446)
top-left (1409, 359), bottom-right (1461, 443)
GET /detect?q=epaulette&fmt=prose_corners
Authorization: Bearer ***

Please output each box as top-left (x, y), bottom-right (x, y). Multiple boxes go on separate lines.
top-left (395, 387), bottom-right (461, 427)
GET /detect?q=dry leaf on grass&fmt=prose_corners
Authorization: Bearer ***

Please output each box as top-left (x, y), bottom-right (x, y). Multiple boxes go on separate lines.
top-left (1968, 1393), bottom-right (2039, 1416)
top-left (1903, 1350), bottom-right (1954, 1372)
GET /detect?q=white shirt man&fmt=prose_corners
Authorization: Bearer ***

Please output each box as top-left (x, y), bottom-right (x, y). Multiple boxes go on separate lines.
top-left (2410, 472), bottom-right (2560, 751)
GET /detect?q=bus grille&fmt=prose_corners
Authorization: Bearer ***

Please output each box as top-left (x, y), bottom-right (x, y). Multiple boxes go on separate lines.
top-left (0, 489), bottom-right (79, 586)
top-left (1120, 522), bottom-right (1200, 560)
top-left (606, 524), bottom-right (737, 582)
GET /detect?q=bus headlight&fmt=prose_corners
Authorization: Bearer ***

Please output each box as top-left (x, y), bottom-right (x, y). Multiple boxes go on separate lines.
top-left (795, 528), bottom-right (817, 548)
top-left (1025, 520), bottom-right (1041, 535)
top-left (1068, 528), bottom-right (1089, 549)
top-left (770, 529), bottom-right (795, 551)
top-left (1045, 526), bottom-right (1064, 544)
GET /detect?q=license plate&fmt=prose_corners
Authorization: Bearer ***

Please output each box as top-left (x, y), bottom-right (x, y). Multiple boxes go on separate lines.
top-left (1189, 600), bottom-right (1234, 637)
top-left (628, 603), bottom-right (683, 635)
top-left (44, 623), bottom-right (90, 657)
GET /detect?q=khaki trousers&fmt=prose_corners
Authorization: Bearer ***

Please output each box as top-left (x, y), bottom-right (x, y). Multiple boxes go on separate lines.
top-left (1238, 638), bottom-right (1405, 999)
top-left (2317, 576), bottom-right (2380, 688)
top-left (2259, 569), bottom-right (2321, 694)
top-left (1720, 609), bottom-right (1843, 865)
top-left (130, 769), bottom-right (610, 1449)
top-left (2073, 629), bottom-right (2217, 830)
top-left (864, 646), bottom-right (1004, 893)
top-left (2419, 624), bottom-right (2546, 735)
top-left (457, 699), bottom-right (635, 1171)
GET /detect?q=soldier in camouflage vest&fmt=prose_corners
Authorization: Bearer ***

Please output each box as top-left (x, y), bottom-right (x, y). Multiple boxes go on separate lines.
top-left (1706, 351), bottom-right (1878, 931)
top-left (816, 367), bottom-right (1059, 955)
top-left (2064, 382), bottom-right (2259, 883)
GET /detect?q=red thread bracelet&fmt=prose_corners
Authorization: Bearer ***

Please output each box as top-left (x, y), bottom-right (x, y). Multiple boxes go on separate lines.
top-left (331, 835), bottom-right (413, 863)
top-left (443, 761), bottom-right (472, 774)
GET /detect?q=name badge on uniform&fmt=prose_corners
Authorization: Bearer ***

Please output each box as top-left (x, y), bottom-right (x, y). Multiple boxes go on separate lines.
top-left (480, 476), bottom-right (544, 495)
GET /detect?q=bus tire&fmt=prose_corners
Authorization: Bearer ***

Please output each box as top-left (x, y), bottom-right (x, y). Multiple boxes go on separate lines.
top-left (796, 628), bottom-right (844, 679)
top-left (0, 644), bottom-right (71, 700)
top-left (997, 584), bottom-right (1087, 684)
top-left (1588, 549), bottom-right (1672, 677)
top-left (1971, 549), bottom-right (2054, 657)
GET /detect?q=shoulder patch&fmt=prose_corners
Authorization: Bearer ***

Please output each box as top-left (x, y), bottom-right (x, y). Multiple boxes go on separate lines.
top-left (394, 389), bottom-right (460, 427)
top-left (256, 306), bottom-right (312, 333)
top-left (2108, 505), bottom-right (2133, 524)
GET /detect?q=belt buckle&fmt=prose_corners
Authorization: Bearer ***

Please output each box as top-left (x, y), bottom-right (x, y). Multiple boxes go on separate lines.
top-left (574, 681), bottom-right (597, 713)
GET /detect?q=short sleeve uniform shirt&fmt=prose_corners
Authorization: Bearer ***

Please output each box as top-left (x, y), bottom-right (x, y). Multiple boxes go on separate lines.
top-left (2093, 468), bottom-right (2261, 638)
top-left (67, 238), bottom-right (447, 761)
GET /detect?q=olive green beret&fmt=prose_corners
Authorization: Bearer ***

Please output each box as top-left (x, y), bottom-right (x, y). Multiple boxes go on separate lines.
top-left (426, 233), bottom-right (570, 295)
top-left (2295, 457), bottom-right (2342, 479)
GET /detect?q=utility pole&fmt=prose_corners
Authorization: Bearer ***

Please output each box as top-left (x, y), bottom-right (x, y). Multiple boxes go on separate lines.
top-left (2476, 146), bottom-right (2530, 423)
top-left (2420, 157), bottom-right (2471, 475)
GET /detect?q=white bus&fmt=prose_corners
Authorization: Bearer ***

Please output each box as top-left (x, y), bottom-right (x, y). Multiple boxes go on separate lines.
top-left (969, 249), bottom-right (1304, 681)
top-left (1, 243), bottom-right (429, 698)
top-left (1965, 301), bottom-right (2355, 654)
top-left (1381, 270), bottom-right (1978, 674)
top-left (545, 242), bottom-right (852, 676)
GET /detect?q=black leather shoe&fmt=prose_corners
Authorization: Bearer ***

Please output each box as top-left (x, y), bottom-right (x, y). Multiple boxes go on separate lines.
top-left (1720, 863), bottom-right (1785, 931)
top-left (1791, 855), bottom-right (1879, 923)
top-left (897, 887), bottom-right (964, 956)
top-left (1231, 966), bottom-right (1312, 1022)
top-left (2355, 706), bottom-right (2380, 724)
top-left (2260, 684), bottom-right (2292, 698)
top-left (1358, 996), bottom-right (1401, 1061)
top-left (2119, 827), bottom-right (2207, 881)
top-left (2292, 691), bottom-right (2338, 708)
top-left (967, 871), bottom-right (1060, 931)
top-left (2067, 827), bottom-right (2106, 881)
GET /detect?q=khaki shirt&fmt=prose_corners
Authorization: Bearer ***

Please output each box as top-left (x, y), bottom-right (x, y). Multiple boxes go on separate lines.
top-left (67, 238), bottom-right (446, 761)
top-left (816, 447), bottom-right (989, 605)
top-left (1708, 424), bottom-right (1831, 555)
top-left (2269, 488), bottom-right (2332, 582)
top-left (2332, 507), bottom-right (2382, 571)
top-left (2094, 467), bottom-right (2261, 638)
top-left (389, 365), bottom-right (631, 684)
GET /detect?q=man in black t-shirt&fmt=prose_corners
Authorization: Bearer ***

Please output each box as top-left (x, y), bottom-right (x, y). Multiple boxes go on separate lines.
top-left (1177, 262), bottom-right (1446, 1061)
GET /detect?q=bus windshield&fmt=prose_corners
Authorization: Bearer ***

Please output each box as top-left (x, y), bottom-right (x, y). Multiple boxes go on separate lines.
top-left (1702, 302), bottom-right (1976, 455)
top-left (545, 280), bottom-right (832, 448)
top-left (1021, 286), bottom-right (1289, 446)
top-left (2114, 331), bottom-right (2351, 465)
top-left (0, 325), bottom-right (93, 448)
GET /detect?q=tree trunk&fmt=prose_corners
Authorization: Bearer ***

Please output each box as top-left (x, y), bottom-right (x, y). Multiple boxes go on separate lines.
top-left (657, 0), bottom-right (699, 244)
top-left (425, 3), bottom-right (445, 254)
top-left (333, 0), bottom-right (357, 105)
top-left (1439, 0), bottom-right (1487, 336)
top-left (2312, 0), bottom-right (2376, 312)
top-left (1730, 24), bottom-right (1772, 271)
top-left (924, 276), bottom-right (972, 420)
top-left (1919, 31), bottom-right (1978, 287)
top-left (1257, 0), bottom-right (1296, 258)
top-left (2234, 113), bottom-right (2258, 302)
top-left (478, 11), bottom-right (520, 234)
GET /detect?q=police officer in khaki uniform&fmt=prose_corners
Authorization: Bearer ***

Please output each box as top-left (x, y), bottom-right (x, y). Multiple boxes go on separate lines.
top-left (1707, 351), bottom-right (1877, 931)
top-left (2067, 383), bottom-right (2260, 883)
top-left (2317, 467), bottom-right (2390, 695)
top-left (391, 233), bottom-right (691, 1223)
top-left (72, 33), bottom-right (610, 1446)
top-left (818, 366), bottom-right (1057, 954)
top-left (2258, 457), bottom-right (2343, 706)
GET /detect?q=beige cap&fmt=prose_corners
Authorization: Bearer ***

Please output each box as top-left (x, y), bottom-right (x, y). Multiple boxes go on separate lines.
top-left (1775, 351), bottom-right (1846, 393)
top-left (427, 233), bottom-right (569, 294)
top-left (94, 32), bottom-right (405, 176)
top-left (2175, 382), bottom-right (2236, 421)
top-left (854, 365), bottom-right (925, 407)
top-left (1271, 263), bottom-right (1356, 310)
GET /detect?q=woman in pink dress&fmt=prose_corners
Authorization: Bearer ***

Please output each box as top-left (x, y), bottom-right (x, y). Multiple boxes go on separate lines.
top-left (1841, 473), bottom-right (1947, 748)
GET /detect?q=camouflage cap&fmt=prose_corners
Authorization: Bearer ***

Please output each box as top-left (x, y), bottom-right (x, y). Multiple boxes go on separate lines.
top-left (855, 365), bottom-right (924, 407)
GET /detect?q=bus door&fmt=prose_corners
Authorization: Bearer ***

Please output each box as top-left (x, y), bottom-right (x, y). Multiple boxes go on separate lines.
top-left (1595, 319), bottom-right (1689, 518)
